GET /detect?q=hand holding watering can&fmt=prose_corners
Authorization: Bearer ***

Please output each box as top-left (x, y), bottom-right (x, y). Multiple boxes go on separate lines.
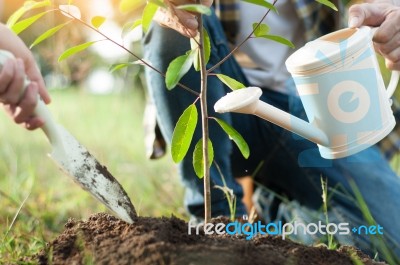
top-left (215, 26), bottom-right (399, 159)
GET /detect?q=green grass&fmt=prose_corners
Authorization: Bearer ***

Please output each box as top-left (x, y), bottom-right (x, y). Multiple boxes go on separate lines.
top-left (0, 89), bottom-right (185, 263)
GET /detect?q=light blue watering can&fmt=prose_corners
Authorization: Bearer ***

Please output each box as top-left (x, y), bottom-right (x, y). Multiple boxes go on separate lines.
top-left (214, 27), bottom-right (399, 159)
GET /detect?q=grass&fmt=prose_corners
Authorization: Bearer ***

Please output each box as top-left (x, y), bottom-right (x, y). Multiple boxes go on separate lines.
top-left (0, 88), bottom-right (185, 263)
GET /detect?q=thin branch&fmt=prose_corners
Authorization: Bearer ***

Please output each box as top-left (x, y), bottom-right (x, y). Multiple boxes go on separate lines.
top-left (197, 11), bottom-right (211, 224)
top-left (207, 0), bottom-right (278, 74)
top-left (58, 8), bottom-right (200, 97)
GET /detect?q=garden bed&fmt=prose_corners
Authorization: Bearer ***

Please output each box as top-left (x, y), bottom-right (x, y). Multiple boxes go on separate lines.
top-left (27, 213), bottom-right (388, 265)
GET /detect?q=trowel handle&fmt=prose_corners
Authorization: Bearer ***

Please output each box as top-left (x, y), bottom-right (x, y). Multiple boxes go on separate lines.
top-left (0, 49), bottom-right (60, 144)
top-left (34, 98), bottom-right (61, 145)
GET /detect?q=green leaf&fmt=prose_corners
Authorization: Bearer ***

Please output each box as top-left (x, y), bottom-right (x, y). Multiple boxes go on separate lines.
top-left (258, 34), bottom-right (295, 48)
top-left (142, 2), bottom-right (158, 33)
top-left (190, 37), bottom-right (200, 71)
top-left (193, 138), bottom-right (214, 178)
top-left (121, 19), bottom-right (142, 39)
top-left (109, 62), bottom-right (141, 73)
top-left (91, 16), bottom-right (106, 29)
top-left (316, 0), bottom-right (338, 11)
top-left (58, 4), bottom-right (81, 19)
top-left (241, 0), bottom-right (277, 13)
top-left (7, 0), bottom-right (51, 28)
top-left (252, 23), bottom-right (295, 48)
top-left (119, 0), bottom-right (145, 13)
top-left (203, 28), bottom-right (211, 67)
top-left (252, 23), bottom-right (270, 37)
top-left (30, 21), bottom-right (71, 48)
top-left (171, 105), bottom-right (198, 163)
top-left (148, 0), bottom-right (166, 8)
top-left (215, 118), bottom-right (249, 159)
top-left (58, 41), bottom-right (98, 62)
top-left (165, 52), bottom-right (194, 90)
top-left (11, 10), bottom-right (51, 35)
top-left (190, 27), bottom-right (211, 71)
top-left (177, 4), bottom-right (212, 15)
top-left (216, 74), bottom-right (246, 90)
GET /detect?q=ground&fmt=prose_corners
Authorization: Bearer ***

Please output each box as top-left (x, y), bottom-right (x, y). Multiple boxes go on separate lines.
top-left (27, 213), bottom-right (387, 265)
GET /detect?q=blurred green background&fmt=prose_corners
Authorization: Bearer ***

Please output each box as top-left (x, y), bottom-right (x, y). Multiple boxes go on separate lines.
top-left (0, 0), bottom-right (186, 262)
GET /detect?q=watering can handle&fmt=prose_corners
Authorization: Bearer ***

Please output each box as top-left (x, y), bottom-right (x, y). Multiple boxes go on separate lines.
top-left (368, 27), bottom-right (400, 98)
top-left (387, 71), bottom-right (400, 98)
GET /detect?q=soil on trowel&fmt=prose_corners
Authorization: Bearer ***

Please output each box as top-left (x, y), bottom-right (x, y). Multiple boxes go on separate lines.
top-left (28, 213), bottom-right (386, 265)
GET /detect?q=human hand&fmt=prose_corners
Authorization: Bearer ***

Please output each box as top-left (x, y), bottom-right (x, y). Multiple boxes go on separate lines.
top-left (348, 0), bottom-right (400, 70)
top-left (0, 24), bottom-right (51, 130)
top-left (153, 0), bottom-right (213, 38)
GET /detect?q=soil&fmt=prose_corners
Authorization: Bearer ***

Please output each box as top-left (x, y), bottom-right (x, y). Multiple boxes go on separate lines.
top-left (28, 213), bottom-right (386, 265)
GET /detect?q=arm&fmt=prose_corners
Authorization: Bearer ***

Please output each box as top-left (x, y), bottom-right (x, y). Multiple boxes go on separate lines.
top-left (348, 0), bottom-right (400, 70)
top-left (0, 23), bottom-right (51, 130)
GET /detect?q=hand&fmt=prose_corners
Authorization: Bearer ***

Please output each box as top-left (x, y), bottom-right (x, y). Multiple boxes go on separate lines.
top-left (153, 0), bottom-right (213, 38)
top-left (348, 0), bottom-right (400, 70)
top-left (0, 23), bottom-right (51, 130)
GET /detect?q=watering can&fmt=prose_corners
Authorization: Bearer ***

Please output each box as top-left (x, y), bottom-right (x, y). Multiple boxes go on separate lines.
top-left (214, 27), bottom-right (400, 159)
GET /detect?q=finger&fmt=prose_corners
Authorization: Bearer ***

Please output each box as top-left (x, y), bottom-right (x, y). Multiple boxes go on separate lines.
top-left (348, 3), bottom-right (389, 28)
top-left (0, 59), bottom-right (15, 96)
top-left (13, 82), bottom-right (38, 124)
top-left (375, 38), bottom-right (400, 63)
top-left (385, 56), bottom-right (400, 71)
top-left (25, 59), bottom-right (51, 104)
top-left (24, 117), bottom-right (44, 130)
top-left (2, 58), bottom-right (26, 104)
top-left (373, 9), bottom-right (400, 44)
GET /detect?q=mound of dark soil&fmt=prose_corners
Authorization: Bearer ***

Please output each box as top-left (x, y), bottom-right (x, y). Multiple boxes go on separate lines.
top-left (30, 213), bottom-right (386, 265)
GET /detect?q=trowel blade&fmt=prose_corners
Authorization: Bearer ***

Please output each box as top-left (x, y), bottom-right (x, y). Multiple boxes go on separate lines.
top-left (49, 124), bottom-right (136, 224)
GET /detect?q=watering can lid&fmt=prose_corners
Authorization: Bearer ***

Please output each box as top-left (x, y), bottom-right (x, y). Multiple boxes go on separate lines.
top-left (285, 27), bottom-right (371, 74)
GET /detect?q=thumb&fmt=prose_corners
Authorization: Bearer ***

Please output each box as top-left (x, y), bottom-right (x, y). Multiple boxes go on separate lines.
top-left (348, 3), bottom-right (388, 28)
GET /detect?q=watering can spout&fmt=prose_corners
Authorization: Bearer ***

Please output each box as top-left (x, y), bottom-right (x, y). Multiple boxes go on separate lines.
top-left (214, 87), bottom-right (330, 147)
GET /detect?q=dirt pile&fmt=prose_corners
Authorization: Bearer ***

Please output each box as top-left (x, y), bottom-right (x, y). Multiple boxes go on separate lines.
top-left (29, 213), bottom-right (386, 265)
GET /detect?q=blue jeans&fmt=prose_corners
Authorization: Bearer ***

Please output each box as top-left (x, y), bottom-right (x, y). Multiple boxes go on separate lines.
top-left (142, 10), bottom-right (400, 260)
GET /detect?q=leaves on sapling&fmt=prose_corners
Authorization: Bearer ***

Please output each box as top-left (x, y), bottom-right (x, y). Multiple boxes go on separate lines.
top-left (214, 118), bottom-right (249, 159)
top-left (30, 21), bottom-right (72, 48)
top-left (216, 74), bottom-right (246, 90)
top-left (252, 23), bottom-right (295, 48)
top-left (242, 0), bottom-right (277, 13)
top-left (177, 4), bottom-right (212, 16)
top-left (316, 0), bottom-right (338, 11)
top-left (121, 19), bottom-right (142, 39)
top-left (193, 138), bottom-right (214, 178)
top-left (119, 0), bottom-right (145, 13)
top-left (11, 10), bottom-right (52, 34)
top-left (253, 23), bottom-right (270, 36)
top-left (91, 16), bottom-right (106, 29)
top-left (171, 105), bottom-right (198, 163)
top-left (7, 0), bottom-right (51, 28)
top-left (165, 51), bottom-right (194, 90)
top-left (58, 41), bottom-right (99, 62)
top-left (59, 5), bottom-right (82, 19)
top-left (148, 0), bottom-right (167, 8)
top-left (109, 61), bottom-right (143, 73)
top-left (191, 28), bottom-right (211, 71)
top-left (142, 2), bottom-right (159, 33)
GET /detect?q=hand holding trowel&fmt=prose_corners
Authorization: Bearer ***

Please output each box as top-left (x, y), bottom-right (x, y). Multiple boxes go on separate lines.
top-left (0, 49), bottom-right (136, 223)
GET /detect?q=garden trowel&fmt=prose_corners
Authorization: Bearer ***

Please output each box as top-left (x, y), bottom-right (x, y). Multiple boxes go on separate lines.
top-left (0, 50), bottom-right (136, 223)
